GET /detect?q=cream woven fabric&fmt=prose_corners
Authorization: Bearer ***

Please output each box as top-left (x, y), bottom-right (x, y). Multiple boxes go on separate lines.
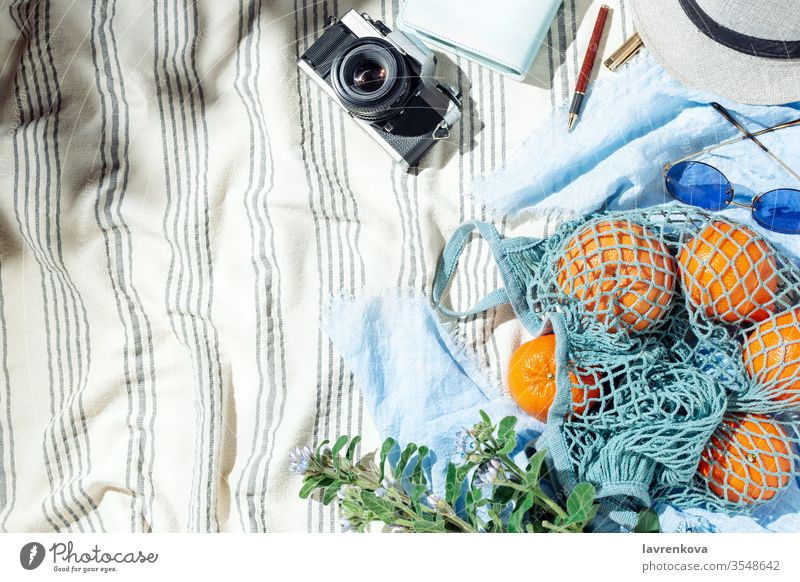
top-left (0, 0), bottom-right (630, 532)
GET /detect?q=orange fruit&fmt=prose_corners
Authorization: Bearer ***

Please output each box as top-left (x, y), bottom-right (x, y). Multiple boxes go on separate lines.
top-left (555, 220), bottom-right (676, 333)
top-left (743, 309), bottom-right (800, 402)
top-left (677, 222), bottom-right (777, 323)
top-left (697, 413), bottom-right (792, 504)
top-left (507, 335), bottom-right (601, 422)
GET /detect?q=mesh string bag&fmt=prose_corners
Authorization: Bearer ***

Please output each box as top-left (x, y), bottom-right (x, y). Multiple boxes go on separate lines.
top-left (433, 207), bottom-right (800, 529)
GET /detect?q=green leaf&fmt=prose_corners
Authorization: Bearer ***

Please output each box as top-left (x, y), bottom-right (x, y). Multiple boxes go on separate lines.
top-left (479, 410), bottom-right (492, 425)
top-left (491, 485), bottom-right (515, 505)
top-left (331, 435), bottom-right (349, 458)
top-left (395, 443), bottom-right (418, 478)
top-left (411, 484), bottom-right (428, 508)
top-left (497, 416), bottom-right (517, 439)
top-left (488, 507), bottom-right (503, 531)
top-left (508, 492), bottom-right (535, 533)
top-left (634, 508), bottom-right (661, 533)
top-left (321, 481), bottom-right (342, 505)
top-left (464, 489), bottom-right (477, 522)
top-left (298, 475), bottom-right (325, 499)
top-left (566, 482), bottom-right (596, 518)
top-left (345, 436), bottom-right (361, 461)
top-left (330, 435), bottom-right (349, 470)
top-left (379, 437), bottom-right (396, 481)
top-left (413, 519), bottom-right (447, 533)
top-left (524, 449), bottom-right (548, 487)
top-left (315, 440), bottom-right (330, 462)
top-left (498, 433), bottom-right (518, 455)
top-left (410, 446), bottom-right (430, 485)
top-left (445, 463), bottom-right (459, 506)
top-left (456, 463), bottom-right (474, 484)
top-left (361, 491), bottom-right (396, 524)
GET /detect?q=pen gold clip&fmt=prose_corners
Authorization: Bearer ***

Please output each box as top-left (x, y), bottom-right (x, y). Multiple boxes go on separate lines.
top-left (604, 32), bottom-right (644, 71)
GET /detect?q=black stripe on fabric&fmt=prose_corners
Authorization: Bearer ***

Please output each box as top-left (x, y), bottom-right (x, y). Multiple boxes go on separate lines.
top-left (230, 0), bottom-right (289, 533)
top-left (40, 0), bottom-right (105, 534)
top-left (311, 0), bottom-right (338, 534)
top-left (108, 0), bottom-right (157, 535)
top-left (186, 0), bottom-right (225, 536)
top-left (10, 0), bottom-right (102, 533)
top-left (465, 62), bottom-right (481, 355)
top-left (547, 25), bottom-right (557, 110)
top-left (410, 169), bottom-right (427, 293)
top-left (23, 0), bottom-right (85, 532)
top-left (42, 0), bottom-right (96, 528)
top-left (153, 0), bottom-right (205, 529)
top-left (570, 0), bottom-right (579, 75)
top-left (619, 0), bottom-right (629, 40)
top-left (292, 0), bottom-right (326, 534)
top-left (8, 3), bottom-right (64, 531)
top-left (20, 0), bottom-right (82, 532)
top-left (556, 3), bottom-right (569, 102)
top-left (489, 73), bottom-right (508, 385)
top-left (152, 0), bottom-right (223, 532)
top-left (90, 0), bottom-right (156, 533)
top-left (333, 108), bottom-right (366, 445)
top-left (0, 261), bottom-right (16, 532)
top-left (478, 69), bottom-right (496, 373)
top-left (248, 0), bottom-right (290, 534)
top-left (455, 54), bottom-right (465, 309)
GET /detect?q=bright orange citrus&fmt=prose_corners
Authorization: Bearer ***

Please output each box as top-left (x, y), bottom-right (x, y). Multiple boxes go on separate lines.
top-left (507, 335), bottom-right (601, 422)
top-left (743, 308), bottom-right (800, 402)
top-left (556, 220), bottom-right (676, 333)
top-left (678, 221), bottom-right (777, 323)
top-left (697, 413), bottom-right (792, 504)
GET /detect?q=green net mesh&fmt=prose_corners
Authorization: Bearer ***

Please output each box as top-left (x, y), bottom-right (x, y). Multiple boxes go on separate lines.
top-left (494, 207), bottom-right (800, 520)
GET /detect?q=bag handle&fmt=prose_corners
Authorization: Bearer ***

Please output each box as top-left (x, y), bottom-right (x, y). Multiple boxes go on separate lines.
top-left (432, 221), bottom-right (511, 318)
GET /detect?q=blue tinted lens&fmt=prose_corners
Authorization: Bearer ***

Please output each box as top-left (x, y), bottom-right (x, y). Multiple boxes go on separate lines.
top-left (665, 162), bottom-right (733, 210)
top-left (753, 189), bottom-right (800, 234)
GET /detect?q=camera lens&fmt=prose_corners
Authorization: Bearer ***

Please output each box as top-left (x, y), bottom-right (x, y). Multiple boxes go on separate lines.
top-left (352, 60), bottom-right (386, 92)
top-left (331, 38), bottom-right (414, 122)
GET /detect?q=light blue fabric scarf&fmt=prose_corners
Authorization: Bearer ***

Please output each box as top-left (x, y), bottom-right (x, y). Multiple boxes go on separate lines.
top-left (324, 293), bottom-right (545, 494)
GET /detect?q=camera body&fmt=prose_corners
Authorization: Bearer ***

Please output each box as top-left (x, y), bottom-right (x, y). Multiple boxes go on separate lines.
top-left (298, 10), bottom-right (462, 167)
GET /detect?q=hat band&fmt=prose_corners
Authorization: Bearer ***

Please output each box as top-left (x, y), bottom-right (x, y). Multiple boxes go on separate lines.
top-left (680, 0), bottom-right (800, 59)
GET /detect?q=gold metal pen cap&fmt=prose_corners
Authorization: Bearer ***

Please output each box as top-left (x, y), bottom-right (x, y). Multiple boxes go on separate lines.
top-left (604, 32), bottom-right (644, 71)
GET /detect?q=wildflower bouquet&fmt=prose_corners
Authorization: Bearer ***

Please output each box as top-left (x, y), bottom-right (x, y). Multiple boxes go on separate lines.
top-left (290, 412), bottom-right (660, 533)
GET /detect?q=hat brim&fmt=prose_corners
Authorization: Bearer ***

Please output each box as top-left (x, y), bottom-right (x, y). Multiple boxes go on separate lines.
top-left (632, 0), bottom-right (800, 105)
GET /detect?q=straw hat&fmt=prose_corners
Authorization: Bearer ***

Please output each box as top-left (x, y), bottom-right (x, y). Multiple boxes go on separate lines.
top-left (631, 0), bottom-right (800, 105)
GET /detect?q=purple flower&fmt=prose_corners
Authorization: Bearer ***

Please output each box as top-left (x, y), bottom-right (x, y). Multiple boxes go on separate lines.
top-left (475, 458), bottom-right (503, 486)
top-left (452, 428), bottom-right (476, 463)
top-left (288, 445), bottom-right (313, 475)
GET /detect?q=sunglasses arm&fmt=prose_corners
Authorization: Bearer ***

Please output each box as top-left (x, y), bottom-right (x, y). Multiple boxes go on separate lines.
top-left (710, 102), bottom-right (800, 184)
top-left (664, 109), bottom-right (800, 177)
top-left (663, 135), bottom-right (750, 174)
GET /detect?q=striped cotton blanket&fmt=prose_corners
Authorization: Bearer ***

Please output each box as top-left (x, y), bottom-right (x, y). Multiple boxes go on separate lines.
top-left (0, 0), bottom-right (630, 531)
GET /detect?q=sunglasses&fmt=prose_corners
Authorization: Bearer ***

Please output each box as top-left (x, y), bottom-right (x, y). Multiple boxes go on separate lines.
top-left (663, 102), bottom-right (800, 235)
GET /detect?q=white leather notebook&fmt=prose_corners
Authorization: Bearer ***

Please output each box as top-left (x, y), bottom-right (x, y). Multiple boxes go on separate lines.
top-left (397, 0), bottom-right (563, 81)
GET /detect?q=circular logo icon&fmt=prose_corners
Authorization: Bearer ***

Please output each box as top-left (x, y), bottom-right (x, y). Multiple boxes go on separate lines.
top-left (20, 542), bottom-right (45, 570)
